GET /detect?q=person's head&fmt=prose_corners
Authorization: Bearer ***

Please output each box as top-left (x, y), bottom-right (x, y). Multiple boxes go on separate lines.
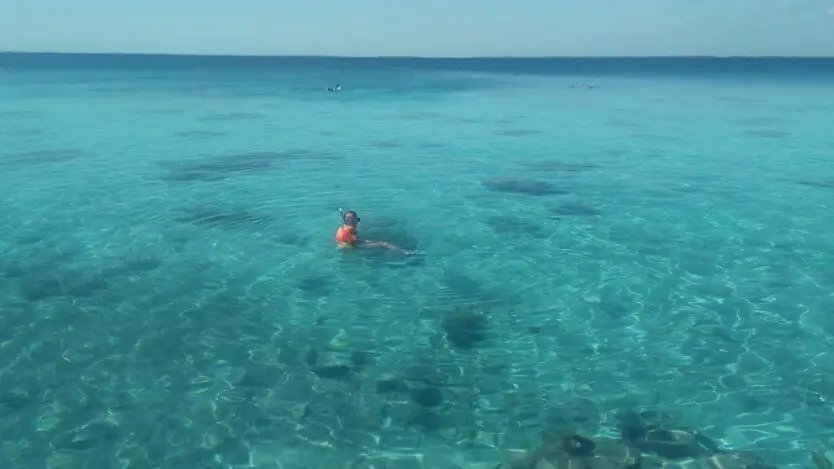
top-left (342, 210), bottom-right (360, 227)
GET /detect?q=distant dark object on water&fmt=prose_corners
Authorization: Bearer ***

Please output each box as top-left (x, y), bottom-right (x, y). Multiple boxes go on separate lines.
top-left (327, 84), bottom-right (343, 92)
top-left (570, 84), bottom-right (595, 89)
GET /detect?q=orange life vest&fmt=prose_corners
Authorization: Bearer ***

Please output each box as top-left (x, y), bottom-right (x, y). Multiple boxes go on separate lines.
top-left (335, 226), bottom-right (357, 244)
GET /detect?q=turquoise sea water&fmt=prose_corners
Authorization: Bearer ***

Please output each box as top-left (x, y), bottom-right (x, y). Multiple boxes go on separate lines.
top-left (2, 53), bottom-right (834, 469)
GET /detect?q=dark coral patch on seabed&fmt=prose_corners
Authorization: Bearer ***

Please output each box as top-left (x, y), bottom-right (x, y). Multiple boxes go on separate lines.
top-left (551, 203), bottom-right (601, 216)
top-left (159, 149), bottom-right (341, 181)
top-left (493, 128), bottom-right (543, 137)
top-left (200, 112), bottom-right (265, 121)
top-left (2, 149), bottom-right (86, 167)
top-left (174, 206), bottom-right (273, 230)
top-left (795, 178), bottom-right (834, 189)
top-left (172, 130), bottom-right (225, 138)
top-left (523, 161), bottom-right (601, 172)
top-left (744, 129), bottom-right (790, 139)
top-left (482, 179), bottom-right (571, 197)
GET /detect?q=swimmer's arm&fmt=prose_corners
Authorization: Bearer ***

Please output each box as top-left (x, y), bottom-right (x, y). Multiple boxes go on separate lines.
top-left (362, 239), bottom-right (413, 254)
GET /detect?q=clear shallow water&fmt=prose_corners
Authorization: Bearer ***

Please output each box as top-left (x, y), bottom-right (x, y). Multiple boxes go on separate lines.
top-left (2, 53), bottom-right (834, 469)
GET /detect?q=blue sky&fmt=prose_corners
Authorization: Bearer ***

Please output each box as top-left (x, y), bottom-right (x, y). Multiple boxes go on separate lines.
top-left (1, 0), bottom-right (833, 57)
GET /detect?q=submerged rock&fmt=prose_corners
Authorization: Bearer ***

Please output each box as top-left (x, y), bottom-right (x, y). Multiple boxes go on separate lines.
top-left (617, 408), bottom-right (720, 460)
top-left (812, 445), bottom-right (833, 469)
top-left (631, 428), bottom-right (718, 460)
top-left (310, 365), bottom-right (352, 380)
top-left (504, 434), bottom-right (640, 469)
top-left (409, 387), bottom-right (444, 408)
top-left (442, 310), bottom-right (488, 348)
top-left (502, 411), bottom-right (776, 469)
top-left (646, 452), bottom-right (777, 469)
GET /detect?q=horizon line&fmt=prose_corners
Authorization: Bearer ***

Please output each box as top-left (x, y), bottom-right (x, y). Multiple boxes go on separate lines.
top-left (2, 50), bottom-right (834, 60)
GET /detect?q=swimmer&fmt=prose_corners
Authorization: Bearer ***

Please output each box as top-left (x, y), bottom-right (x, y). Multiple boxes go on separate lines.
top-left (335, 208), bottom-right (414, 254)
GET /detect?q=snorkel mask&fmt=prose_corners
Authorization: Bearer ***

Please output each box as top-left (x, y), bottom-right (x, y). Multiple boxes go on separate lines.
top-left (341, 210), bottom-right (360, 227)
